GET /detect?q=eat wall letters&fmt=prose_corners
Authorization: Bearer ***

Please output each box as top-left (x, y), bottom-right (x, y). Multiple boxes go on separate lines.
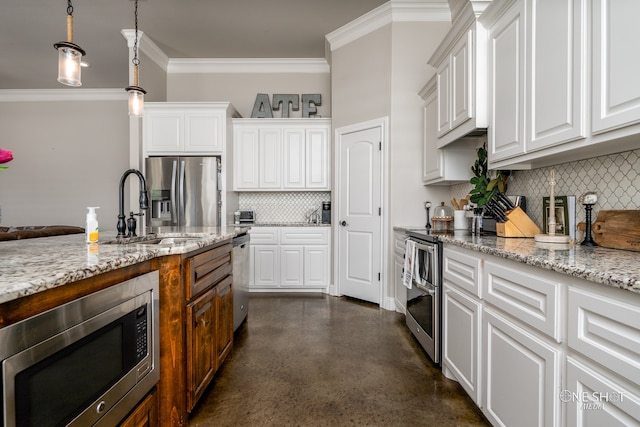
top-left (251, 93), bottom-right (322, 118)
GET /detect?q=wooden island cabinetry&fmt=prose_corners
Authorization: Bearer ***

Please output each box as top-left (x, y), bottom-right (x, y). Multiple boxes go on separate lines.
top-left (158, 239), bottom-right (234, 426)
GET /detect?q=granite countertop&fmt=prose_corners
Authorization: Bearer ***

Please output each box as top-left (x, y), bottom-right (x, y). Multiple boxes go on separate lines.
top-left (0, 226), bottom-right (249, 305)
top-left (394, 225), bottom-right (640, 294)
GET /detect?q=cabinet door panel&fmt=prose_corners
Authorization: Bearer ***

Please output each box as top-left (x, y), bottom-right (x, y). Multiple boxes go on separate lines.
top-left (186, 288), bottom-right (217, 411)
top-left (592, 0), bottom-right (640, 133)
top-left (145, 112), bottom-right (183, 152)
top-left (280, 246), bottom-right (304, 286)
top-left (283, 128), bottom-right (305, 188)
top-left (451, 30), bottom-right (472, 129)
top-left (528, 0), bottom-right (585, 150)
top-left (443, 247), bottom-right (482, 298)
top-left (422, 89), bottom-right (444, 183)
top-left (436, 61), bottom-right (451, 137)
top-left (566, 356), bottom-right (640, 426)
top-left (233, 126), bottom-right (260, 189)
top-left (184, 112), bottom-right (222, 153)
top-left (216, 277), bottom-right (233, 366)
top-left (443, 284), bottom-right (482, 404)
top-left (568, 286), bottom-right (640, 385)
top-left (304, 246), bottom-right (328, 287)
top-left (253, 245), bottom-right (280, 286)
top-left (306, 127), bottom-right (329, 189)
top-left (259, 128), bottom-right (282, 188)
top-left (488, 0), bottom-right (526, 161)
top-left (484, 308), bottom-right (561, 427)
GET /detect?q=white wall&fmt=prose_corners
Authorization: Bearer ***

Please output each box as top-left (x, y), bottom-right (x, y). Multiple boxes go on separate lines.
top-left (167, 72), bottom-right (331, 119)
top-left (0, 100), bottom-right (130, 229)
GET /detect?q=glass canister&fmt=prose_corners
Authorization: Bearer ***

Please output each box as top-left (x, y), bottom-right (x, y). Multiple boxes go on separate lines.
top-left (432, 202), bottom-right (454, 232)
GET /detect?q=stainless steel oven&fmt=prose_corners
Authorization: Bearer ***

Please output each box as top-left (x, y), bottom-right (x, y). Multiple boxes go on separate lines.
top-left (404, 232), bottom-right (441, 364)
top-left (0, 271), bottom-right (159, 427)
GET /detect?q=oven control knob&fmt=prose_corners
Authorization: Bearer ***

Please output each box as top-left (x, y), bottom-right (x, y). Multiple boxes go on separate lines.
top-left (340, 221), bottom-right (347, 227)
top-left (96, 401), bottom-right (107, 414)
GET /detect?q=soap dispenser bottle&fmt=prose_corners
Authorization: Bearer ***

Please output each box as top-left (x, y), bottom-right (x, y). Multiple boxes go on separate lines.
top-left (86, 207), bottom-right (100, 243)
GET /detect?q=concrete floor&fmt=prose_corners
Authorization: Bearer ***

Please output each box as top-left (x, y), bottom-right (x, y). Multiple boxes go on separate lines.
top-left (189, 293), bottom-right (490, 426)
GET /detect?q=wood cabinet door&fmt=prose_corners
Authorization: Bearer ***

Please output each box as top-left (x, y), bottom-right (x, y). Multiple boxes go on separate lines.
top-left (216, 276), bottom-right (233, 366)
top-left (119, 388), bottom-right (158, 427)
top-left (186, 287), bottom-right (217, 412)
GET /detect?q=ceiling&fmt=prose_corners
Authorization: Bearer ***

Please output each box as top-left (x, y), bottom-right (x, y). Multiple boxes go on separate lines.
top-left (0, 0), bottom-right (389, 90)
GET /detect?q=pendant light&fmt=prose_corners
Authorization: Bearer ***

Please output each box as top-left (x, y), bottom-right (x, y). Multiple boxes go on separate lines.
top-left (125, 0), bottom-right (146, 117)
top-left (53, 0), bottom-right (86, 87)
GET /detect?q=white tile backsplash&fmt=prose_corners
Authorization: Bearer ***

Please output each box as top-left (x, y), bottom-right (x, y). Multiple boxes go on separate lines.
top-left (239, 192), bottom-right (330, 223)
top-left (451, 148), bottom-right (640, 236)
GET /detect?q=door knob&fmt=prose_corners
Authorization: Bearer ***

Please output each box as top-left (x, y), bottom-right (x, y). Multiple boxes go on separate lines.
top-left (340, 220), bottom-right (347, 226)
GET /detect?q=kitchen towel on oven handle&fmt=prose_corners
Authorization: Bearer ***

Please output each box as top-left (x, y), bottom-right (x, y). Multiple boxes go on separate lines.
top-left (402, 239), bottom-right (417, 289)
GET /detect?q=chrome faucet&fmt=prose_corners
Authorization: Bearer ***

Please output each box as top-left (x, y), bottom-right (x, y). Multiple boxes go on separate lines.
top-left (117, 169), bottom-right (149, 237)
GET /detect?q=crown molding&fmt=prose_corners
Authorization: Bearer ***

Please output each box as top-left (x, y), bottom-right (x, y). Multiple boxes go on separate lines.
top-left (326, 1), bottom-right (451, 52)
top-left (167, 58), bottom-right (330, 74)
top-left (121, 29), bottom-right (170, 72)
top-left (0, 89), bottom-right (127, 102)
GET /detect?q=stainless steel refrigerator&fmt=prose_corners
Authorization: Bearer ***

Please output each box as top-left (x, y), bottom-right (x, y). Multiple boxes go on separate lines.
top-left (145, 156), bottom-right (221, 228)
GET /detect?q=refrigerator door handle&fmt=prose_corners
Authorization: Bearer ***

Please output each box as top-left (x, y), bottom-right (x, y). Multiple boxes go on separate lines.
top-left (179, 160), bottom-right (186, 226)
top-left (171, 160), bottom-right (178, 225)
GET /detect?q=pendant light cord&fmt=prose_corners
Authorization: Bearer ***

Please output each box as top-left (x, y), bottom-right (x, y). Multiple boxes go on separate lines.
top-left (133, 0), bottom-right (140, 66)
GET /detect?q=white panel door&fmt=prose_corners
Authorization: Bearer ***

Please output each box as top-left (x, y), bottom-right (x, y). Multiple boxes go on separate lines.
top-left (483, 308), bottom-right (562, 427)
top-left (488, 0), bottom-right (526, 161)
top-left (283, 128), bottom-right (305, 189)
top-left (592, 0), bottom-right (640, 133)
top-left (528, 0), bottom-right (585, 151)
top-left (253, 245), bottom-right (280, 287)
top-left (451, 29), bottom-right (472, 130)
top-left (280, 245), bottom-right (304, 286)
top-left (422, 87), bottom-right (444, 183)
top-left (184, 111), bottom-right (223, 153)
top-left (337, 125), bottom-right (382, 304)
top-left (304, 246), bottom-right (328, 287)
top-left (436, 60), bottom-right (451, 137)
top-left (233, 126), bottom-right (260, 190)
top-left (306, 127), bottom-right (329, 189)
top-left (259, 127), bottom-right (282, 189)
top-left (145, 110), bottom-right (183, 153)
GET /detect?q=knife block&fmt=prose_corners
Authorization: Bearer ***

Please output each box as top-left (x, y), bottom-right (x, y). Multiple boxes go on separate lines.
top-left (496, 207), bottom-right (542, 238)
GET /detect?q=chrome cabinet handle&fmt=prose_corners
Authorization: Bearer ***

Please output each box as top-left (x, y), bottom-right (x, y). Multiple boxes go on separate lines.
top-left (340, 220), bottom-right (347, 226)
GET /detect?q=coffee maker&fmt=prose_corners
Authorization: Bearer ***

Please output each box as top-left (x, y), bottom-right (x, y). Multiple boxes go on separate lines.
top-left (321, 201), bottom-right (331, 224)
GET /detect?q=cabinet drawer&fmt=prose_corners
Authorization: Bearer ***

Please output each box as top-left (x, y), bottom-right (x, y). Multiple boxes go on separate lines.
top-left (484, 259), bottom-right (562, 342)
top-left (568, 286), bottom-right (640, 385)
top-left (187, 243), bottom-right (232, 299)
top-left (280, 227), bottom-right (329, 245)
top-left (248, 228), bottom-right (279, 244)
top-left (443, 247), bottom-right (482, 298)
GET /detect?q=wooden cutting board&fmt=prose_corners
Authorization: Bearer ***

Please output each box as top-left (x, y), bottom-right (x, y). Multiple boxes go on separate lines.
top-left (592, 210), bottom-right (640, 251)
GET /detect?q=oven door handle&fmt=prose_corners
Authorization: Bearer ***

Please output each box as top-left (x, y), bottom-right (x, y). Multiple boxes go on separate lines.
top-left (414, 282), bottom-right (437, 296)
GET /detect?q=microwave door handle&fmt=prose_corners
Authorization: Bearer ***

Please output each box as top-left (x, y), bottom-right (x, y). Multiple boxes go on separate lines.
top-left (171, 160), bottom-right (178, 225)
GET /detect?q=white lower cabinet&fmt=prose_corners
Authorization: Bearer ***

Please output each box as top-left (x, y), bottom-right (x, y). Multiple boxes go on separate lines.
top-left (249, 227), bottom-right (330, 291)
top-left (443, 284), bottom-right (482, 404)
top-left (443, 243), bottom-right (640, 427)
top-left (483, 307), bottom-right (562, 427)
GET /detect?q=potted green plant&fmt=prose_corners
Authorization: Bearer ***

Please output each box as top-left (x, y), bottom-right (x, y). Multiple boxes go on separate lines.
top-left (469, 143), bottom-right (509, 207)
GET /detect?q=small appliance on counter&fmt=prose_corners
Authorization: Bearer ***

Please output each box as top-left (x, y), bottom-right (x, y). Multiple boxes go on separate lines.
top-left (321, 201), bottom-right (331, 224)
top-left (238, 210), bottom-right (255, 224)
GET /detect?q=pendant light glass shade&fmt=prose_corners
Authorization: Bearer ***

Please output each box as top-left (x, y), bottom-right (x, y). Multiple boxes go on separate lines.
top-left (54, 41), bottom-right (85, 87)
top-left (126, 85), bottom-right (146, 117)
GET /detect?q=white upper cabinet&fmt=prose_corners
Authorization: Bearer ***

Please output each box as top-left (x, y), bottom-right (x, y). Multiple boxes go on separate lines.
top-left (144, 103), bottom-right (238, 155)
top-left (482, 0), bottom-right (640, 169)
top-left (233, 119), bottom-right (330, 191)
top-left (428, 2), bottom-right (488, 147)
top-left (420, 71), bottom-right (478, 185)
top-left (591, 0), bottom-right (640, 134)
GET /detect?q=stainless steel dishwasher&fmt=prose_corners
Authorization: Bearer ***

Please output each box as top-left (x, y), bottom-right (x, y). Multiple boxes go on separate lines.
top-left (232, 233), bottom-right (250, 331)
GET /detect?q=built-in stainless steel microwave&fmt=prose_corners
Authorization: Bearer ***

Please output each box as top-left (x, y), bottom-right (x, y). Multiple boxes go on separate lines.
top-left (0, 271), bottom-right (160, 427)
